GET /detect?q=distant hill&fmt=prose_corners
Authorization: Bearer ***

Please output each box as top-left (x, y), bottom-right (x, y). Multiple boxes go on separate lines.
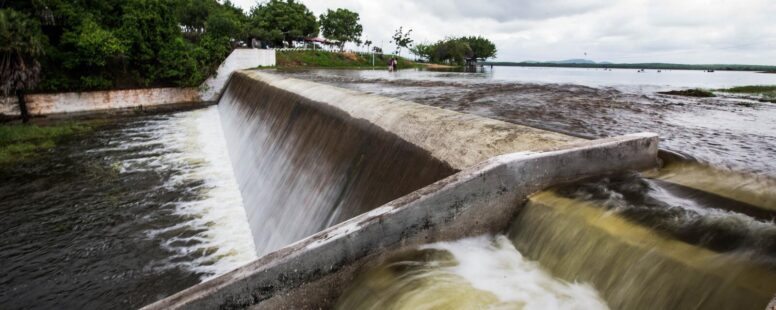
top-left (481, 61), bottom-right (776, 72)
top-left (549, 59), bottom-right (597, 64)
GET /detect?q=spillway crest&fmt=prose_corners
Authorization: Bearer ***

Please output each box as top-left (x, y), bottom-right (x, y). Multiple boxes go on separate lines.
top-left (217, 72), bottom-right (457, 255)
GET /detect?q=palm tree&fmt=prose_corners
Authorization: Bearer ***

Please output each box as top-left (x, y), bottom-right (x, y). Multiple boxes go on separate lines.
top-left (0, 9), bottom-right (45, 123)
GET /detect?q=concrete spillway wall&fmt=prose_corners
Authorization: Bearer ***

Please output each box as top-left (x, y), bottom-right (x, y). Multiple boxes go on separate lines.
top-left (143, 71), bottom-right (667, 309)
top-left (216, 71), bottom-right (582, 255)
top-left (145, 133), bottom-right (659, 309)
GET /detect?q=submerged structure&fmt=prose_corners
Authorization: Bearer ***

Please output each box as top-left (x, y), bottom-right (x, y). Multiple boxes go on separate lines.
top-left (145, 71), bottom-right (776, 309)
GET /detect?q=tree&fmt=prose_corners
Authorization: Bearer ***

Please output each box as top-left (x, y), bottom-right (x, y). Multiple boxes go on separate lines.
top-left (363, 39), bottom-right (372, 52)
top-left (433, 39), bottom-right (472, 65)
top-left (390, 26), bottom-right (413, 55)
top-left (118, 0), bottom-right (183, 86)
top-left (206, 8), bottom-right (244, 39)
top-left (0, 9), bottom-right (45, 123)
top-left (457, 36), bottom-right (497, 61)
top-left (249, 0), bottom-right (318, 47)
top-left (409, 43), bottom-right (434, 61)
top-left (319, 8), bottom-right (362, 50)
top-left (177, 0), bottom-right (215, 34)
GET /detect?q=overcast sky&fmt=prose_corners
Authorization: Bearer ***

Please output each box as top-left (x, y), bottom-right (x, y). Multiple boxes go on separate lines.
top-left (232, 0), bottom-right (776, 65)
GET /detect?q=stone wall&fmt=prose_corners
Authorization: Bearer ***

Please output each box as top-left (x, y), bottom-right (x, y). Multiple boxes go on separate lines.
top-left (0, 48), bottom-right (276, 119)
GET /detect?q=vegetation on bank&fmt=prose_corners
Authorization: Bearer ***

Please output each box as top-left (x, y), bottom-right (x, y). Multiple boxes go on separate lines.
top-left (410, 36), bottom-right (497, 66)
top-left (717, 85), bottom-right (776, 103)
top-left (659, 89), bottom-right (716, 97)
top-left (0, 122), bottom-right (93, 165)
top-left (2, 0), bottom-right (499, 91)
top-left (483, 61), bottom-right (776, 72)
top-left (658, 85), bottom-right (776, 103)
top-left (277, 50), bottom-right (416, 69)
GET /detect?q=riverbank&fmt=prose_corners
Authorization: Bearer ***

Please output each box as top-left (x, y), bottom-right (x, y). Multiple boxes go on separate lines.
top-left (717, 85), bottom-right (776, 103)
top-left (0, 122), bottom-right (95, 165)
top-left (659, 85), bottom-right (776, 103)
top-left (276, 50), bottom-right (419, 69)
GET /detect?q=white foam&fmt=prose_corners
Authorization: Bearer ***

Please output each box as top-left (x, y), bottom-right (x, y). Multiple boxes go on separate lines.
top-left (422, 235), bottom-right (609, 310)
top-left (139, 107), bottom-right (257, 280)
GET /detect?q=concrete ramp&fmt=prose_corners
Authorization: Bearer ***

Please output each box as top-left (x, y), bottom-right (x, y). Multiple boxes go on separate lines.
top-left (144, 133), bottom-right (659, 309)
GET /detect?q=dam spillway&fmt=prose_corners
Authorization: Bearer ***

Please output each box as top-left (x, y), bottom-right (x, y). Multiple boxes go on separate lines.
top-left (216, 71), bottom-right (579, 256)
top-left (146, 71), bottom-right (776, 309)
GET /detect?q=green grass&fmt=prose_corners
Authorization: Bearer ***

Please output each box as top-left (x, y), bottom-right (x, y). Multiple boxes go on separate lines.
top-left (276, 50), bottom-right (417, 69)
top-left (659, 89), bottom-right (716, 98)
top-left (0, 122), bottom-right (93, 165)
top-left (716, 85), bottom-right (776, 103)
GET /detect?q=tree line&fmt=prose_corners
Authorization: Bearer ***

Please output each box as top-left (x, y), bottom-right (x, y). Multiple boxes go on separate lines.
top-left (410, 36), bottom-right (497, 66)
top-left (0, 0), bottom-right (367, 94)
top-left (1, 0), bottom-right (498, 122)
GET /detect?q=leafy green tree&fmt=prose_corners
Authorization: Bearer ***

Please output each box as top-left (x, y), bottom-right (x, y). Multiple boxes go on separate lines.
top-left (456, 36), bottom-right (497, 61)
top-left (177, 0), bottom-right (215, 34)
top-left (249, 0), bottom-right (318, 47)
top-left (118, 0), bottom-right (187, 85)
top-left (319, 8), bottom-right (362, 50)
top-left (409, 43), bottom-right (434, 61)
top-left (206, 9), bottom-right (244, 39)
top-left (59, 17), bottom-right (125, 79)
top-left (3, 0), bottom-right (242, 91)
top-left (0, 9), bottom-right (45, 123)
top-left (390, 26), bottom-right (413, 55)
top-left (436, 39), bottom-right (473, 65)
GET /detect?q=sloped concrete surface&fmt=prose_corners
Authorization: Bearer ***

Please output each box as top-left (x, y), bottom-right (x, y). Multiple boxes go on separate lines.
top-left (142, 133), bottom-right (659, 309)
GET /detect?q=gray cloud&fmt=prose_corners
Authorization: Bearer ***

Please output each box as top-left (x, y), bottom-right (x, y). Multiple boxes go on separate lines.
top-left (232, 0), bottom-right (776, 65)
top-left (409, 0), bottom-right (609, 22)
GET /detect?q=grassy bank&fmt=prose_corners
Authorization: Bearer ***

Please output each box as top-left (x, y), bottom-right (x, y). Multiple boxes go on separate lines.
top-left (276, 50), bottom-right (417, 69)
top-left (717, 85), bottom-right (776, 103)
top-left (659, 89), bottom-right (715, 97)
top-left (0, 123), bottom-right (94, 165)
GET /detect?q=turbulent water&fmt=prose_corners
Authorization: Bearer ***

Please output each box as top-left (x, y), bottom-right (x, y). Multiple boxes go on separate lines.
top-left (0, 107), bottom-right (255, 309)
top-left (274, 67), bottom-right (776, 308)
top-left (336, 235), bottom-right (609, 310)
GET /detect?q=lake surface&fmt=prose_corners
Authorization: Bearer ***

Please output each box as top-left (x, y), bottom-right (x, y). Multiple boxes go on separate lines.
top-left (290, 66), bottom-right (776, 91)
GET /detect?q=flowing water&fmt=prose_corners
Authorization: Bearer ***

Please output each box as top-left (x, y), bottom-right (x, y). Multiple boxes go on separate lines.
top-left (0, 107), bottom-right (255, 309)
top-left (336, 235), bottom-right (609, 310)
top-left (218, 73), bottom-right (455, 256)
top-left (3, 66), bottom-right (776, 309)
top-left (275, 67), bottom-right (776, 308)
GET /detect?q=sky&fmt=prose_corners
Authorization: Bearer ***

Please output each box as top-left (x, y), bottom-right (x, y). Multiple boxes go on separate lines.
top-left (231, 0), bottom-right (776, 65)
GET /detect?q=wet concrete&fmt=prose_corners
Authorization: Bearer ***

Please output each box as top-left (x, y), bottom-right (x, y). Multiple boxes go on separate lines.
top-left (143, 133), bottom-right (658, 309)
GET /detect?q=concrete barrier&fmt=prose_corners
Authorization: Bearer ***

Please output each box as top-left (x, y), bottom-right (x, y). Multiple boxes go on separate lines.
top-left (200, 49), bottom-right (276, 102)
top-left (218, 71), bottom-right (585, 255)
top-left (0, 49), bottom-right (276, 119)
top-left (143, 133), bottom-right (659, 309)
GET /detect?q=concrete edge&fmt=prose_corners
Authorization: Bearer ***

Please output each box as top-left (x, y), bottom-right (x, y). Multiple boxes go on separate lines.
top-left (238, 70), bottom-right (583, 169)
top-left (142, 132), bottom-right (658, 309)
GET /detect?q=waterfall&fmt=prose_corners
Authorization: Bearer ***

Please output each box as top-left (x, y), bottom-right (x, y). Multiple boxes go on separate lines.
top-left (217, 72), bottom-right (456, 255)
